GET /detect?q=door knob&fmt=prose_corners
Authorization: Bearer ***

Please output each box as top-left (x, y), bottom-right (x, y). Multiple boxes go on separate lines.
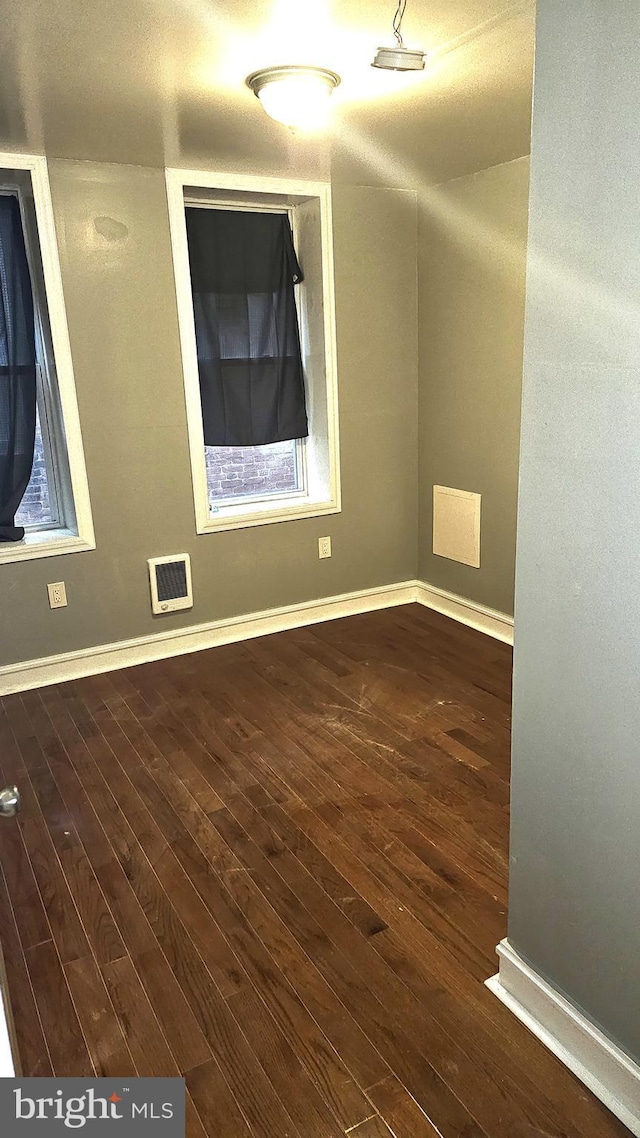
top-left (0, 786), bottom-right (20, 818)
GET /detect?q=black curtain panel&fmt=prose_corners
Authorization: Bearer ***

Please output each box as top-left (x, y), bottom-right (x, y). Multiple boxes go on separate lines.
top-left (185, 207), bottom-right (308, 447)
top-left (0, 194), bottom-right (37, 542)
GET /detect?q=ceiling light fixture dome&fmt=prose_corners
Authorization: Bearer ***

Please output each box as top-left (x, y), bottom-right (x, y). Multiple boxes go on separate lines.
top-left (372, 0), bottom-right (426, 72)
top-left (246, 65), bottom-right (341, 131)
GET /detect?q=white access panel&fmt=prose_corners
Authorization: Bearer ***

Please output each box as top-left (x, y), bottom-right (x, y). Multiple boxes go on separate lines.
top-left (432, 485), bottom-right (481, 568)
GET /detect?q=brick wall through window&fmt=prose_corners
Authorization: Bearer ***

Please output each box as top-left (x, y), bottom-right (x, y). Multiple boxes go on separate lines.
top-left (206, 440), bottom-right (299, 505)
top-left (15, 408), bottom-right (53, 527)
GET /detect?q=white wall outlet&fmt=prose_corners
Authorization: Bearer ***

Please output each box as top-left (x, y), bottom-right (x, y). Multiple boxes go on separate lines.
top-left (47, 581), bottom-right (68, 609)
top-left (318, 536), bottom-right (332, 559)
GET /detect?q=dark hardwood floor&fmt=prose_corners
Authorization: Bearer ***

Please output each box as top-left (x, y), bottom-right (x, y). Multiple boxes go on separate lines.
top-left (0, 604), bottom-right (630, 1137)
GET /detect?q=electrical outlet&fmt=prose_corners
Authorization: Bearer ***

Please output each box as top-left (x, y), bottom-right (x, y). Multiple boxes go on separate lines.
top-left (318, 536), bottom-right (332, 559)
top-left (47, 581), bottom-right (67, 609)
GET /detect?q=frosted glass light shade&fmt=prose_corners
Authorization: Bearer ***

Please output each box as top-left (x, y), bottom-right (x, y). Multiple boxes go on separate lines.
top-left (246, 66), bottom-right (340, 131)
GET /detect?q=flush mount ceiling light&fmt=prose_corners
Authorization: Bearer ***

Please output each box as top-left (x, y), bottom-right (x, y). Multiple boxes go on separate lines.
top-left (246, 65), bottom-right (341, 131)
top-left (372, 0), bottom-right (426, 72)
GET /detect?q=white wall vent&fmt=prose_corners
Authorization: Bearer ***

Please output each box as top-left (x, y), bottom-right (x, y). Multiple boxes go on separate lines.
top-left (148, 554), bottom-right (193, 614)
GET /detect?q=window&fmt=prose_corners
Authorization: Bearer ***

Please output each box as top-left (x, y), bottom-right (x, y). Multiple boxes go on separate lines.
top-left (0, 152), bottom-right (93, 564)
top-left (206, 440), bottom-right (303, 512)
top-left (166, 170), bottom-right (340, 533)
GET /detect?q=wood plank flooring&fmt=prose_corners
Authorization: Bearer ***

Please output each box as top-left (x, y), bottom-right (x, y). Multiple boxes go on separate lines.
top-left (0, 604), bottom-right (631, 1137)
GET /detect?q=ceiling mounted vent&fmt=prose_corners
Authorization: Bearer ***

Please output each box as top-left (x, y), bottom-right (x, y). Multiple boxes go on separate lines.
top-left (148, 554), bottom-right (193, 614)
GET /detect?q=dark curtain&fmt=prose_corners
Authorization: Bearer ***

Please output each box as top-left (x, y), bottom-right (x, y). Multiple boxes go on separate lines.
top-left (0, 194), bottom-right (36, 542)
top-left (185, 207), bottom-right (308, 447)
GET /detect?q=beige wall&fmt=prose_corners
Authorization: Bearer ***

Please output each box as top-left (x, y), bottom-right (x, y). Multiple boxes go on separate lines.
top-left (418, 156), bottom-right (530, 615)
top-left (0, 162), bottom-right (418, 667)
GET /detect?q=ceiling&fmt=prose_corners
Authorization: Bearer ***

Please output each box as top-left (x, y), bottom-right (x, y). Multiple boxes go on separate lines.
top-left (0, 0), bottom-right (535, 187)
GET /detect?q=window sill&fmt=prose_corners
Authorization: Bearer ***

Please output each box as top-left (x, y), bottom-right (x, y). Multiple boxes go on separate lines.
top-left (198, 496), bottom-right (341, 534)
top-left (0, 528), bottom-right (95, 565)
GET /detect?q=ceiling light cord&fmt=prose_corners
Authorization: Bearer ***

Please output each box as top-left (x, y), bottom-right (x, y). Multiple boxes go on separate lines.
top-left (392, 0), bottom-right (408, 48)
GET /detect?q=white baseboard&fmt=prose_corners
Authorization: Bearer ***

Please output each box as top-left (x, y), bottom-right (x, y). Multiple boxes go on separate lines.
top-left (0, 579), bottom-right (513, 696)
top-left (0, 581), bottom-right (417, 696)
top-left (486, 939), bottom-right (640, 1137)
top-left (415, 581), bottom-right (513, 645)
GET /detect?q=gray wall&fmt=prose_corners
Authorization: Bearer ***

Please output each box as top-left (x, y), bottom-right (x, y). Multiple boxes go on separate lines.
top-left (0, 163), bottom-right (418, 667)
top-left (418, 158), bottom-right (529, 616)
top-left (509, 0), bottom-right (640, 1063)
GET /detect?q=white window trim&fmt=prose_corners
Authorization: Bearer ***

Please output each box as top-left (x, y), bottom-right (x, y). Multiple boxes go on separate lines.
top-left (0, 151), bottom-right (94, 566)
top-left (165, 168), bottom-right (341, 534)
